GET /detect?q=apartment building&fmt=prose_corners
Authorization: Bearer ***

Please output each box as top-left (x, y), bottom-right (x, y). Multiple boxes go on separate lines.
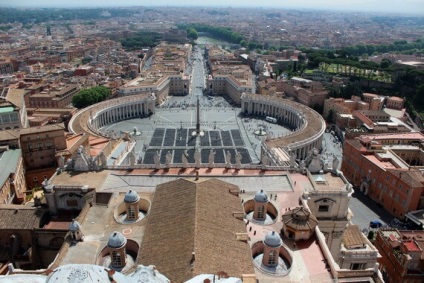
top-left (0, 58), bottom-right (15, 75)
top-left (0, 88), bottom-right (28, 131)
top-left (363, 93), bottom-right (385, 110)
top-left (279, 77), bottom-right (328, 107)
top-left (0, 147), bottom-right (26, 204)
top-left (19, 124), bottom-right (67, 187)
top-left (375, 229), bottom-right (423, 283)
top-left (323, 96), bottom-right (369, 121)
top-left (117, 43), bottom-right (191, 104)
top-left (386, 96), bottom-right (405, 110)
top-left (207, 48), bottom-right (253, 104)
top-left (25, 84), bottom-right (79, 108)
top-left (342, 133), bottom-right (424, 218)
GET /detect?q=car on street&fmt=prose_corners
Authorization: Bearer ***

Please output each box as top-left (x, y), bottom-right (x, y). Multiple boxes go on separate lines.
top-left (369, 220), bottom-right (383, 228)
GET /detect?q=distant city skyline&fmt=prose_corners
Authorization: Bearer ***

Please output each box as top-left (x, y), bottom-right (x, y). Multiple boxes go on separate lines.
top-left (1, 0), bottom-right (424, 15)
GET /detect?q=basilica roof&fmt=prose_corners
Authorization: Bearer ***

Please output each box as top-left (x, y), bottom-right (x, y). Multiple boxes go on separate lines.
top-left (138, 178), bottom-right (254, 282)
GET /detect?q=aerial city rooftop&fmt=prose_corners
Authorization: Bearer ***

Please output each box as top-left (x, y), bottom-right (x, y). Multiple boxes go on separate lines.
top-left (0, 4), bottom-right (423, 283)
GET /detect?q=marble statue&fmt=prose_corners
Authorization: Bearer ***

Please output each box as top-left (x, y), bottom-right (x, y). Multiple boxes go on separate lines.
top-left (154, 151), bottom-right (160, 169)
top-left (129, 151), bottom-right (136, 166)
top-left (58, 155), bottom-right (65, 169)
top-left (332, 156), bottom-right (340, 171)
top-left (290, 152), bottom-right (296, 168)
top-left (194, 148), bottom-right (201, 168)
top-left (208, 150), bottom-right (215, 167)
top-left (235, 151), bottom-right (242, 169)
top-left (261, 154), bottom-right (270, 170)
top-left (165, 151), bottom-right (172, 167)
top-left (226, 150), bottom-right (232, 166)
top-left (182, 150), bottom-right (188, 168)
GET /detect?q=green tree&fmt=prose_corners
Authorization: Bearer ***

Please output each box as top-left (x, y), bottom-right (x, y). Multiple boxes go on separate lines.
top-left (72, 86), bottom-right (110, 108)
top-left (380, 59), bottom-right (392, 69)
top-left (186, 27), bottom-right (198, 40)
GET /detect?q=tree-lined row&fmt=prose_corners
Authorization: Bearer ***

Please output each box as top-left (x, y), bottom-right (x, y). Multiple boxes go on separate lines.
top-left (177, 24), bottom-right (244, 44)
top-left (120, 32), bottom-right (162, 50)
top-left (343, 39), bottom-right (424, 56)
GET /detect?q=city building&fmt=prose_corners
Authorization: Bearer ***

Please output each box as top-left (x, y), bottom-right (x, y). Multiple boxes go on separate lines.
top-left (206, 47), bottom-right (253, 104)
top-left (0, 147), bottom-right (26, 204)
top-left (342, 132), bottom-right (424, 218)
top-left (25, 84), bottom-right (79, 109)
top-left (278, 77), bottom-right (328, 108)
top-left (117, 43), bottom-right (191, 104)
top-left (0, 88), bottom-right (28, 131)
top-left (375, 229), bottom-right (424, 283)
top-left (362, 93), bottom-right (385, 111)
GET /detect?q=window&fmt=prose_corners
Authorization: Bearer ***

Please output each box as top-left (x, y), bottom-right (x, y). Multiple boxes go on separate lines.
top-left (257, 205), bottom-right (265, 219)
top-left (66, 199), bottom-right (78, 207)
top-left (268, 250), bottom-right (278, 266)
top-left (112, 251), bottom-right (121, 267)
top-left (350, 263), bottom-right (366, 270)
top-left (128, 205), bottom-right (135, 219)
top-left (319, 205), bottom-right (329, 212)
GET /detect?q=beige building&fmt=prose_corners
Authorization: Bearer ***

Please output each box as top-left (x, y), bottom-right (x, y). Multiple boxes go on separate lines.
top-left (117, 43), bottom-right (191, 104)
top-left (207, 47), bottom-right (253, 105)
top-left (26, 84), bottom-right (79, 109)
top-left (338, 225), bottom-right (381, 271)
top-left (363, 93), bottom-right (385, 110)
top-left (386, 96), bottom-right (405, 110)
top-left (279, 77), bottom-right (329, 107)
top-left (0, 147), bottom-right (26, 204)
top-left (0, 88), bottom-right (28, 131)
top-left (0, 124), bottom-right (67, 188)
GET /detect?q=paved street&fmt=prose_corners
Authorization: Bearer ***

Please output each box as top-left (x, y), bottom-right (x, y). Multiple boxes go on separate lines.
top-left (349, 190), bottom-right (391, 231)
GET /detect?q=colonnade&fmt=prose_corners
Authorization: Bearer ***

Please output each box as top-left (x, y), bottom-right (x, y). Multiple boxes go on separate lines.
top-left (245, 101), bottom-right (304, 130)
top-left (91, 101), bottom-right (154, 130)
top-left (242, 93), bottom-right (325, 160)
top-left (69, 93), bottom-right (156, 136)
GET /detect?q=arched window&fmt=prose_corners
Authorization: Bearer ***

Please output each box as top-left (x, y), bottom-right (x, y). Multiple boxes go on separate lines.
top-left (112, 251), bottom-right (121, 266)
top-left (127, 205), bottom-right (135, 220)
top-left (257, 205), bottom-right (265, 219)
top-left (268, 250), bottom-right (277, 266)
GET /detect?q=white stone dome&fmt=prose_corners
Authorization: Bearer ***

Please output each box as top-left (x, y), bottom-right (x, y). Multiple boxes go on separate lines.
top-left (108, 231), bottom-right (127, 248)
top-left (124, 190), bottom-right (140, 203)
top-left (264, 231), bottom-right (282, 248)
top-left (69, 219), bottom-right (81, 231)
top-left (254, 190), bottom-right (268, 203)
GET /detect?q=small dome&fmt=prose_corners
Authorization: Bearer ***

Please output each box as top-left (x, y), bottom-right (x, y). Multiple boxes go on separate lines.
top-left (124, 190), bottom-right (140, 203)
top-left (264, 231), bottom-right (282, 248)
top-left (46, 264), bottom-right (126, 283)
top-left (69, 219), bottom-right (81, 232)
top-left (254, 190), bottom-right (268, 203)
top-left (107, 231), bottom-right (127, 248)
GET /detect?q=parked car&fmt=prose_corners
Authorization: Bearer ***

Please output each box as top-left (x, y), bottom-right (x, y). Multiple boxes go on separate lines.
top-left (369, 220), bottom-right (383, 228)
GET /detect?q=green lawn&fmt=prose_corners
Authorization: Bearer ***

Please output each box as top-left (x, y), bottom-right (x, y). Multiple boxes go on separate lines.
top-left (318, 63), bottom-right (391, 83)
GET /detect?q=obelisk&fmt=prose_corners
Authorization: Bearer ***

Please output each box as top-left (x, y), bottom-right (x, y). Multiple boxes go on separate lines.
top-left (196, 97), bottom-right (200, 135)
